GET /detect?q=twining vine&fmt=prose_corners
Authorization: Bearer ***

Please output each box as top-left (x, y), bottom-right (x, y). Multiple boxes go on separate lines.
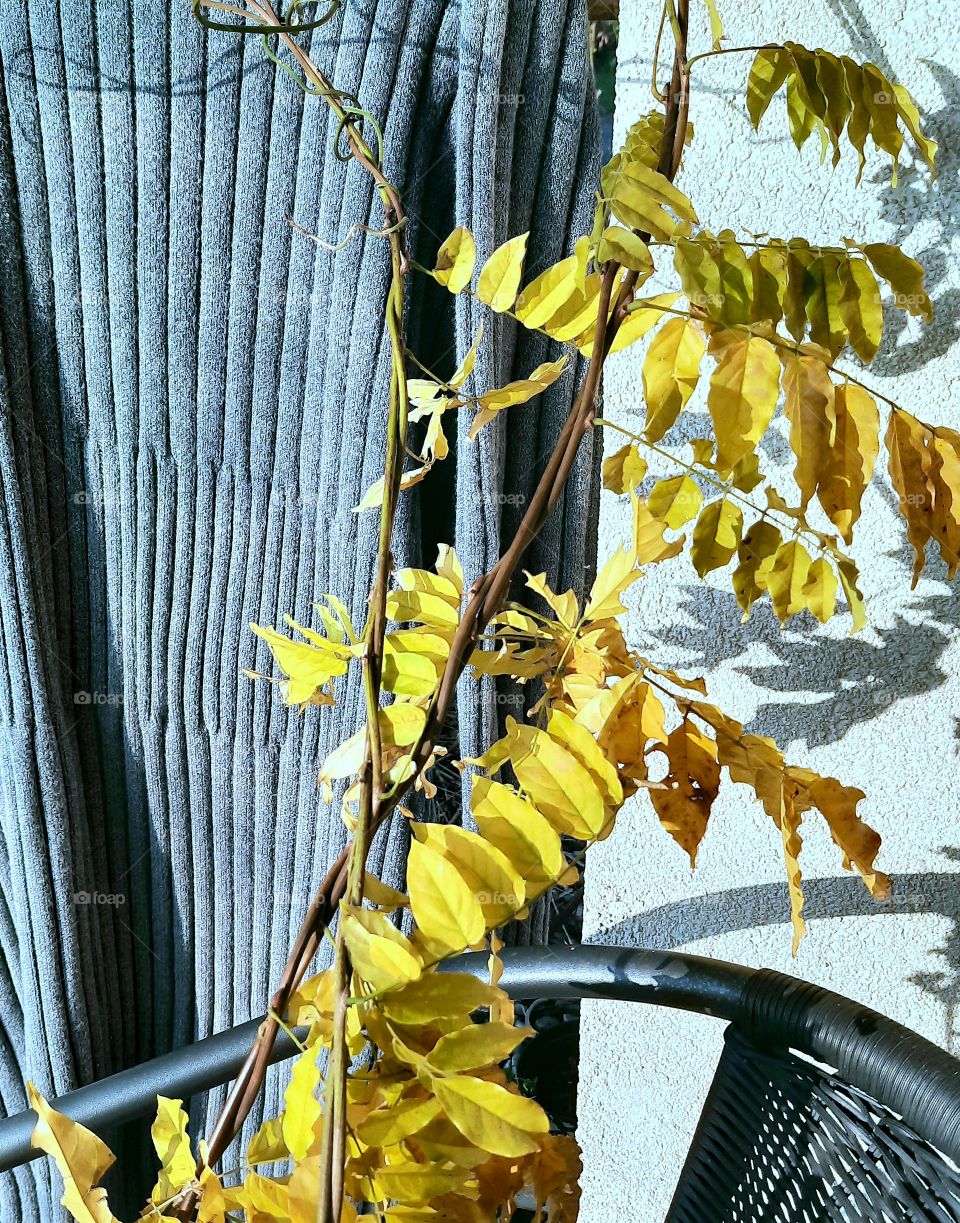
top-left (27, 3), bottom-right (957, 1222)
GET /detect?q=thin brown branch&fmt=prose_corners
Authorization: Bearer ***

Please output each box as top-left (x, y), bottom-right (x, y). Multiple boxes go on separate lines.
top-left (176, 3), bottom-right (694, 1217)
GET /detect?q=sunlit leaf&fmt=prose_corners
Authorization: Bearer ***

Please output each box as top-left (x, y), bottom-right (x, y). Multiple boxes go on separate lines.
top-left (643, 318), bottom-right (706, 442)
top-left (691, 498), bottom-right (743, 576)
top-left (407, 840), bottom-right (486, 954)
top-left (707, 334), bottom-right (780, 472)
top-left (477, 233), bottom-right (529, 312)
top-left (433, 226), bottom-right (477, 294)
top-left (432, 1075), bottom-right (549, 1157)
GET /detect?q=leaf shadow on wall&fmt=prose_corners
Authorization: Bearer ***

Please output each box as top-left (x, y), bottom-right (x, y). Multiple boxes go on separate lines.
top-left (635, 396), bottom-right (958, 751)
top-left (590, 859), bottom-right (960, 1052)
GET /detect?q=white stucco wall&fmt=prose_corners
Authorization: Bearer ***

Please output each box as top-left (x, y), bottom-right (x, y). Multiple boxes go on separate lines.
top-left (579, 3), bottom-right (960, 1218)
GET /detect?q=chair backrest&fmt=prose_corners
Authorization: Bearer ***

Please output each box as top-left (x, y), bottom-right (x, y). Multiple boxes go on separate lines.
top-left (667, 1025), bottom-right (960, 1222)
top-left (1, 944), bottom-right (958, 1223)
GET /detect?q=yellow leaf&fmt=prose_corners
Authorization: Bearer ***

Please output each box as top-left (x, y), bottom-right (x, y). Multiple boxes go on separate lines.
top-left (505, 719), bottom-right (607, 838)
top-left (525, 571), bottom-right (579, 628)
top-left (341, 905), bottom-right (422, 993)
top-left (597, 226), bottom-right (655, 278)
top-left (356, 1095), bottom-right (442, 1148)
top-left (598, 291), bottom-right (682, 357)
top-left (150, 1096), bottom-right (195, 1205)
top-left (451, 323), bottom-right (484, 389)
top-left (691, 499), bottom-right (743, 576)
top-left (435, 544), bottom-right (464, 596)
top-left (732, 520), bottom-right (782, 618)
top-left (433, 227), bottom-right (476, 294)
top-left (825, 552), bottom-right (863, 634)
top-left (544, 271), bottom-right (605, 343)
top-left (28, 1084), bottom-right (120, 1223)
top-left (382, 629), bottom-right (448, 697)
top-left (797, 771), bottom-right (890, 900)
top-left (363, 872), bottom-right (410, 910)
top-left (476, 233), bottom-right (529, 312)
top-left (746, 48), bottom-right (790, 129)
top-left (707, 334), bottom-right (780, 472)
top-left (780, 783), bottom-right (807, 954)
top-left (766, 540), bottom-right (813, 622)
top-left (930, 427), bottom-right (960, 579)
top-left (862, 242), bottom-right (932, 322)
top-left (354, 459), bottom-right (435, 513)
top-left (650, 719), bottom-right (721, 866)
top-left (242, 1171), bottom-right (289, 1218)
top-left (839, 257), bottom-right (883, 363)
top-left (546, 708), bottom-right (623, 810)
top-left (515, 255), bottom-right (580, 329)
top-left (470, 357), bottom-right (569, 440)
top-left (246, 1115), bottom-right (288, 1167)
top-left (603, 442), bottom-right (647, 494)
top-left (413, 823), bottom-right (525, 927)
top-left (285, 1157), bottom-right (324, 1223)
top-left (583, 545), bottom-right (641, 620)
top-left (749, 243), bottom-right (788, 327)
top-left (251, 621), bottom-right (350, 707)
top-left (428, 1022), bottom-right (532, 1074)
top-left (432, 1075), bottom-right (549, 1157)
top-left (802, 556), bottom-right (838, 623)
top-left (704, 0), bottom-right (724, 50)
top-left (387, 587), bottom-right (459, 630)
top-left (886, 407), bottom-right (935, 585)
top-left (196, 1159), bottom-right (228, 1223)
top-left (609, 159), bottom-right (698, 232)
top-left (282, 1043), bottom-right (322, 1161)
top-left (632, 494), bottom-right (686, 566)
top-left (381, 971), bottom-right (502, 1025)
top-left (470, 777), bottom-right (564, 887)
top-left (407, 840), bottom-right (486, 954)
top-left (782, 354), bottom-right (835, 510)
top-left (372, 1162), bottom-right (470, 1205)
top-left (892, 82), bottom-right (938, 172)
top-left (647, 475), bottom-right (703, 530)
top-left (587, 673), bottom-right (668, 770)
top-left (818, 382), bottom-right (879, 543)
top-left (643, 318), bottom-right (706, 442)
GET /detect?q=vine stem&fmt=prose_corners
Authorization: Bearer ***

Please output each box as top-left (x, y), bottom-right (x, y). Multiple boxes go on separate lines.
top-left (593, 417), bottom-right (827, 550)
top-left (176, 2), bottom-right (694, 1218)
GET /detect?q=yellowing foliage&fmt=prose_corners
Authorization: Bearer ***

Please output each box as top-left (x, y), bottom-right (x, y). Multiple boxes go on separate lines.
top-left (32, 9), bottom-right (957, 1223)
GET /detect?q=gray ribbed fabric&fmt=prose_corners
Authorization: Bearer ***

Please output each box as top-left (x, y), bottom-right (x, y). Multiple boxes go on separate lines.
top-left (0, 2), bottom-right (598, 1215)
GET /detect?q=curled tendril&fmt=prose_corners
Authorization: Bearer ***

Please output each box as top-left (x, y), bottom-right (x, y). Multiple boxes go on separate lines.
top-left (191, 0), bottom-right (340, 35)
top-left (333, 104), bottom-right (385, 166)
top-left (288, 214), bottom-right (407, 252)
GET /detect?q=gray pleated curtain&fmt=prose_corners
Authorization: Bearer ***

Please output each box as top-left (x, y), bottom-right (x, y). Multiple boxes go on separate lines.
top-left (0, 2), bottom-right (599, 1216)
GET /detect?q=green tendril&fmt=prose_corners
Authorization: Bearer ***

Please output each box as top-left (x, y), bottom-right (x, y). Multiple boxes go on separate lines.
top-left (191, 0), bottom-right (340, 35)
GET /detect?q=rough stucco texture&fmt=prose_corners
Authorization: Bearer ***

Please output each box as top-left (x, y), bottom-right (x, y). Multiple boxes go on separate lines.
top-left (579, 2), bottom-right (960, 1218)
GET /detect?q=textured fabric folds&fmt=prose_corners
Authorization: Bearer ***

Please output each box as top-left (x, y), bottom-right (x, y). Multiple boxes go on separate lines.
top-left (0, 2), bottom-right (599, 1214)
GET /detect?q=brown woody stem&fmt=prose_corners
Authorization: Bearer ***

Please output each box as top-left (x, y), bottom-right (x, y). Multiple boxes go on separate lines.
top-left (178, 2), bottom-right (693, 1217)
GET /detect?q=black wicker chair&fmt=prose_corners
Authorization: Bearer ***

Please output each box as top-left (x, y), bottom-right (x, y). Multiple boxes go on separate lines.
top-left (1, 945), bottom-right (958, 1221)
